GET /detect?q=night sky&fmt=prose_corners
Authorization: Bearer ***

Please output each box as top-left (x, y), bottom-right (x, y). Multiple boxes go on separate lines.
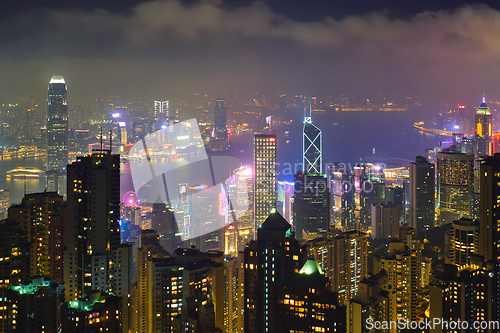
top-left (1, 0), bottom-right (499, 104)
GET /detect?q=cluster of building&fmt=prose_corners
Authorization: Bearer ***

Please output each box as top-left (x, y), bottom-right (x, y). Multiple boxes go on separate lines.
top-left (1, 77), bottom-right (500, 333)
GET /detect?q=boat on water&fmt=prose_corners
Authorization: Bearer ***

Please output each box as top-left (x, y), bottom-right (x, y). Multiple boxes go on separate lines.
top-left (6, 167), bottom-right (45, 178)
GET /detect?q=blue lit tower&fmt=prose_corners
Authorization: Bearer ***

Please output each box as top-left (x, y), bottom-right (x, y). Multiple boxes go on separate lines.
top-left (214, 98), bottom-right (227, 141)
top-left (302, 105), bottom-right (322, 174)
top-left (46, 76), bottom-right (68, 192)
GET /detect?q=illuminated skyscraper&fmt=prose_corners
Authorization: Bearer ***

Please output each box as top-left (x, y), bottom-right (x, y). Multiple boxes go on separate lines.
top-left (243, 211), bottom-right (305, 333)
top-left (475, 96), bottom-right (492, 138)
top-left (306, 230), bottom-right (368, 302)
top-left (448, 217), bottom-right (479, 267)
top-left (254, 134), bottom-right (277, 232)
top-left (409, 156), bottom-right (435, 235)
top-left (46, 76), bottom-right (68, 193)
top-left (63, 152), bottom-right (122, 301)
top-left (371, 202), bottom-right (400, 239)
top-left (437, 151), bottom-right (474, 226)
top-left (293, 172), bottom-right (330, 240)
top-left (154, 100), bottom-right (169, 128)
top-left (214, 98), bottom-right (227, 141)
top-left (479, 153), bottom-right (500, 262)
top-left (303, 114), bottom-right (322, 174)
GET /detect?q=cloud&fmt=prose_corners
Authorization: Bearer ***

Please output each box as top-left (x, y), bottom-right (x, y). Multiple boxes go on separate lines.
top-left (0, 0), bottom-right (499, 102)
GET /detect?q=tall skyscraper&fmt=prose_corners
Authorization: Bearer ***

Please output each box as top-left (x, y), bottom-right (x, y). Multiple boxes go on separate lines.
top-left (448, 217), bottom-right (479, 267)
top-left (214, 98), bottom-right (227, 141)
top-left (409, 156), bottom-right (435, 235)
top-left (154, 100), bottom-right (169, 128)
top-left (479, 153), bottom-right (500, 262)
top-left (437, 151), bottom-right (474, 226)
top-left (243, 211), bottom-right (305, 333)
top-left (303, 115), bottom-right (322, 174)
top-left (306, 230), bottom-right (368, 302)
top-left (46, 76), bottom-right (69, 193)
top-left (293, 172), bottom-right (330, 240)
top-left (371, 202), bottom-right (400, 239)
top-left (7, 192), bottom-right (65, 279)
top-left (63, 151), bottom-right (121, 301)
top-left (254, 134), bottom-right (277, 232)
top-left (475, 96), bottom-right (492, 138)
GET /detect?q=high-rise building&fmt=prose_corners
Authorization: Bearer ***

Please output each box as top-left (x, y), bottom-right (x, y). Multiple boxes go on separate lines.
top-left (214, 98), bottom-right (227, 141)
top-left (154, 100), bottom-right (169, 128)
top-left (0, 221), bottom-right (30, 332)
top-left (63, 152), bottom-right (122, 301)
top-left (375, 240), bottom-right (421, 321)
top-left (46, 76), bottom-right (69, 193)
top-left (371, 202), bottom-right (400, 239)
top-left (303, 115), bottom-right (322, 174)
top-left (0, 189), bottom-right (9, 219)
top-left (243, 211), bottom-right (305, 333)
top-left (152, 197), bottom-right (178, 254)
top-left (429, 265), bottom-right (495, 333)
top-left (276, 180), bottom-right (294, 223)
top-left (479, 153), bottom-right (500, 262)
top-left (409, 156), bottom-right (435, 235)
top-left (306, 230), bottom-right (368, 302)
top-left (7, 192), bottom-right (65, 278)
top-left (282, 258), bottom-right (346, 333)
top-left (437, 151), bottom-right (474, 226)
top-left (62, 291), bottom-right (123, 333)
top-left (449, 217), bottom-right (480, 268)
top-left (6, 277), bottom-right (65, 333)
top-left (346, 271), bottom-right (397, 333)
top-left (135, 230), bottom-right (171, 333)
top-left (475, 96), bottom-right (492, 138)
top-left (293, 172), bottom-right (330, 240)
top-left (254, 134), bottom-right (277, 232)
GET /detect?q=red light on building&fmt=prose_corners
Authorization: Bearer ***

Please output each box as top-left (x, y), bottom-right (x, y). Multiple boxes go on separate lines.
top-left (269, 137), bottom-right (275, 142)
top-left (459, 105), bottom-right (465, 109)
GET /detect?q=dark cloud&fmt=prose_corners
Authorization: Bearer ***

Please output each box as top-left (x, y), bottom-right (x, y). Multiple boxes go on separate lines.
top-left (0, 0), bottom-right (499, 103)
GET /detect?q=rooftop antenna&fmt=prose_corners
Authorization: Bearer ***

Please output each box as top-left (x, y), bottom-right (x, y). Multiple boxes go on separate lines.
top-left (482, 91), bottom-right (486, 104)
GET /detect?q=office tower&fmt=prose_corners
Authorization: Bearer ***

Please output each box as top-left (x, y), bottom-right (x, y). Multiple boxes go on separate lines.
top-left (371, 202), bottom-right (400, 239)
top-left (0, 189), bottom-right (9, 219)
top-left (46, 76), bottom-right (69, 193)
top-left (306, 230), bottom-right (368, 302)
top-left (375, 240), bottom-right (421, 321)
top-left (346, 271), bottom-right (397, 333)
top-left (281, 258), bottom-right (346, 333)
top-left (0, 221), bottom-right (30, 333)
top-left (276, 180), bottom-right (294, 222)
top-left (7, 191), bottom-right (65, 278)
top-left (449, 217), bottom-right (479, 267)
top-left (224, 224), bottom-right (238, 257)
top-left (64, 152), bottom-right (121, 301)
top-left (213, 98), bottom-right (227, 141)
top-left (223, 256), bottom-right (238, 333)
top-left (253, 134), bottom-right (277, 232)
top-left (429, 265), bottom-right (494, 333)
top-left (437, 151), bottom-right (474, 226)
top-left (62, 291), bottom-right (123, 332)
top-left (409, 156), bottom-right (435, 235)
top-left (152, 197), bottom-right (178, 254)
top-left (143, 248), bottom-right (225, 333)
top-left (493, 133), bottom-right (500, 154)
top-left (25, 100), bottom-right (36, 145)
top-left (154, 100), bottom-right (169, 128)
top-left (6, 277), bottom-right (64, 333)
top-left (293, 172), bottom-right (330, 240)
top-left (303, 115), bottom-right (322, 174)
top-left (479, 153), bottom-right (500, 262)
top-left (475, 96), bottom-right (492, 138)
top-left (135, 230), bottom-right (170, 333)
top-left (243, 211), bottom-right (305, 333)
